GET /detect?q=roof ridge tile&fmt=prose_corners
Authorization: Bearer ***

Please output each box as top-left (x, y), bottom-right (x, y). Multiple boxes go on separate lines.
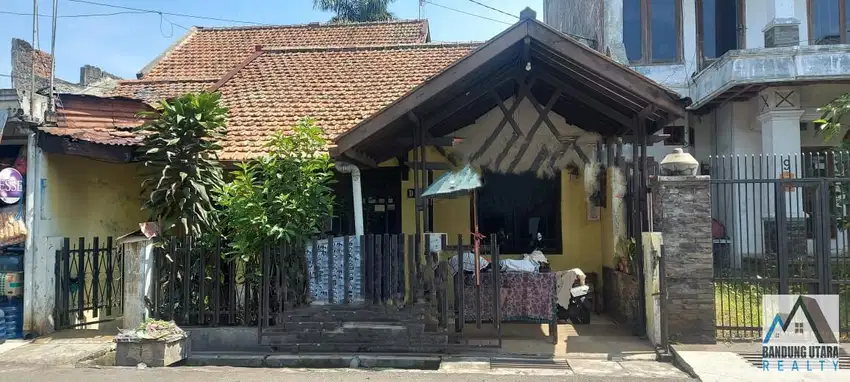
top-left (195, 19), bottom-right (427, 32)
top-left (260, 41), bottom-right (483, 53)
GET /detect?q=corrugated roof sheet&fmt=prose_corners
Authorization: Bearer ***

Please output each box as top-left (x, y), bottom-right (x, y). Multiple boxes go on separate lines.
top-left (45, 94), bottom-right (151, 146)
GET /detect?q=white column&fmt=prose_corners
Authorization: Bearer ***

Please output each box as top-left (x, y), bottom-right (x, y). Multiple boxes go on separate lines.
top-left (756, 87), bottom-right (804, 219)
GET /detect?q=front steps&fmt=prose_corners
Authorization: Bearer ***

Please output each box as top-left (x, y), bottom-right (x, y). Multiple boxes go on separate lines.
top-left (261, 304), bottom-right (449, 353)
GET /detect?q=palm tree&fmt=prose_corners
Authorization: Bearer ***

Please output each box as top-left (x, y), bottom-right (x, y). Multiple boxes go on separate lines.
top-left (313, 0), bottom-right (396, 23)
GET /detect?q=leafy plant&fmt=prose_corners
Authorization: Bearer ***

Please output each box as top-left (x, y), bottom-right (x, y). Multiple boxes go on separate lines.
top-left (815, 92), bottom-right (850, 143)
top-left (313, 0), bottom-right (395, 22)
top-left (137, 92), bottom-right (227, 238)
top-left (117, 318), bottom-right (186, 341)
top-left (217, 118), bottom-right (336, 305)
top-left (816, 93), bottom-right (850, 230)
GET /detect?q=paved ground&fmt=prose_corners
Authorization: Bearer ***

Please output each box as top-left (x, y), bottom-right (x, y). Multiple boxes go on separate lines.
top-left (673, 344), bottom-right (850, 382)
top-left (0, 365), bottom-right (693, 381)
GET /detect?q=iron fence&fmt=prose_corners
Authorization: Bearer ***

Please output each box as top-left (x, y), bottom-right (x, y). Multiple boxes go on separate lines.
top-left (149, 236), bottom-right (255, 326)
top-left (54, 237), bottom-right (124, 330)
top-left (710, 151), bottom-right (850, 340)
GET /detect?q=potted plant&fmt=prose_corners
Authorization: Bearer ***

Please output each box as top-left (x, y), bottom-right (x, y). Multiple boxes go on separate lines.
top-left (114, 319), bottom-right (190, 367)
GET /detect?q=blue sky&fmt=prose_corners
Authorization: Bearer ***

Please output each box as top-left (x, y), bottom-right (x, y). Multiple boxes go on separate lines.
top-left (0, 0), bottom-right (542, 88)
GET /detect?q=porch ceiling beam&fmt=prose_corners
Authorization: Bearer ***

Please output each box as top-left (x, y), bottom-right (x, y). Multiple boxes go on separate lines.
top-left (533, 70), bottom-right (633, 128)
top-left (621, 134), bottom-right (669, 144)
top-left (434, 146), bottom-right (458, 167)
top-left (395, 137), bottom-right (456, 147)
top-left (404, 161), bottom-right (453, 170)
top-left (333, 24), bottom-right (529, 155)
top-left (528, 21), bottom-right (686, 119)
top-left (471, 78), bottom-right (533, 162)
top-left (525, 89), bottom-right (562, 140)
top-left (530, 49), bottom-right (644, 113)
top-left (637, 105), bottom-right (657, 120)
top-left (489, 89), bottom-right (524, 136)
top-left (343, 149), bottom-right (378, 168)
top-left (507, 86), bottom-right (561, 173)
top-left (421, 67), bottom-right (518, 131)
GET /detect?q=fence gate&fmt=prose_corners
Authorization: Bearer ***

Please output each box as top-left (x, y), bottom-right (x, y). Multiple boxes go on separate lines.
top-left (54, 237), bottom-right (124, 330)
top-left (711, 152), bottom-right (850, 340)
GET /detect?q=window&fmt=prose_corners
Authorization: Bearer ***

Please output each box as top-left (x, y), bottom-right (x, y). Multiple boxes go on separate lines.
top-left (697, 0), bottom-right (744, 66)
top-left (794, 322), bottom-right (804, 334)
top-left (477, 171), bottom-right (562, 254)
top-left (624, 0), bottom-right (682, 64)
top-left (808, 0), bottom-right (850, 45)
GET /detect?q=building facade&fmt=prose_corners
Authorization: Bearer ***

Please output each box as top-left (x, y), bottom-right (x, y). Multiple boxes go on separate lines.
top-left (544, 0), bottom-right (850, 163)
top-left (545, 0), bottom-right (850, 265)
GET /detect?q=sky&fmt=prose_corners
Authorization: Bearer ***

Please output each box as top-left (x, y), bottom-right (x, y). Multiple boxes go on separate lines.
top-left (0, 0), bottom-right (543, 88)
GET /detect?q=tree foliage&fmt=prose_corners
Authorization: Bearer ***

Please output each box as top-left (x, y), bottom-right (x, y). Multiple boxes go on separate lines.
top-left (312, 0), bottom-right (395, 22)
top-left (217, 118), bottom-right (335, 305)
top-left (815, 92), bottom-right (850, 144)
top-left (138, 92), bottom-right (227, 238)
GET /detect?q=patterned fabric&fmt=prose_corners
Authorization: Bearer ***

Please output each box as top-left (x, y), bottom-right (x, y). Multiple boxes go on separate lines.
top-left (461, 272), bottom-right (557, 324)
top-left (305, 236), bottom-right (361, 304)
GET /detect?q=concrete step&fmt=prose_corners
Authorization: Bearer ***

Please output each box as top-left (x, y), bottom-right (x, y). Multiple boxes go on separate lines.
top-left (264, 323), bottom-right (444, 345)
top-left (267, 342), bottom-right (449, 354)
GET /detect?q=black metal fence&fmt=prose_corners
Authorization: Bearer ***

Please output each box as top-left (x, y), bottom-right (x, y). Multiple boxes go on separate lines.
top-left (54, 237), bottom-right (124, 330)
top-left (149, 236), bottom-right (255, 326)
top-left (710, 152), bottom-right (850, 340)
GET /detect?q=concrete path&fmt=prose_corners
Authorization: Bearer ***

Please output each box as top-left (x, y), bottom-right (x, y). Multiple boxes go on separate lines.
top-left (0, 329), bottom-right (115, 366)
top-left (0, 365), bottom-right (692, 382)
top-left (672, 346), bottom-right (850, 381)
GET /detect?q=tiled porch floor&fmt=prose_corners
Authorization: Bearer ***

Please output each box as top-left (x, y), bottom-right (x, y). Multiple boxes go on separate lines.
top-left (457, 314), bottom-right (656, 359)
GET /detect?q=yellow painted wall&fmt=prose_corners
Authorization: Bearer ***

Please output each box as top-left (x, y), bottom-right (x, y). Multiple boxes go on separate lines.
top-left (394, 147), bottom-right (607, 277)
top-left (42, 154), bottom-right (145, 238)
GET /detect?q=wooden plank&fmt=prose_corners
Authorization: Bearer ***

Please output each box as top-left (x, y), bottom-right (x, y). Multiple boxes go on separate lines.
top-left (333, 23), bottom-right (529, 155)
top-left (395, 137), bottom-right (456, 147)
top-left (38, 132), bottom-right (134, 163)
top-left (527, 21), bottom-right (686, 119)
top-left (491, 90), bottom-right (524, 136)
top-left (404, 161), bottom-right (453, 170)
top-left (534, 71), bottom-right (633, 128)
top-left (471, 78), bottom-right (532, 162)
top-left (341, 150), bottom-right (378, 168)
top-left (508, 88), bottom-right (560, 173)
top-left (420, 69), bottom-right (517, 131)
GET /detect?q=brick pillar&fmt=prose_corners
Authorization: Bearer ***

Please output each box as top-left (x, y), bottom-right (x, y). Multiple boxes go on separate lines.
top-left (652, 175), bottom-right (716, 344)
top-left (763, 0), bottom-right (800, 48)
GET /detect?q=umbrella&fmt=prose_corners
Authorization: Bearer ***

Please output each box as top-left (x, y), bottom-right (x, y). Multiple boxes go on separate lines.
top-left (421, 164), bottom-right (482, 199)
top-left (420, 164), bottom-right (486, 287)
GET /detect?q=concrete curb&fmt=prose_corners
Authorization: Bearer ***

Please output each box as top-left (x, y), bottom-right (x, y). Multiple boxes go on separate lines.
top-left (186, 352), bottom-right (442, 370)
top-left (668, 346), bottom-right (700, 380)
top-left (566, 352), bottom-right (659, 361)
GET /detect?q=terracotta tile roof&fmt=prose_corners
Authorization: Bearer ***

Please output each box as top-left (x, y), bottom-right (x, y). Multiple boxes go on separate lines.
top-left (139, 20), bottom-right (430, 81)
top-left (45, 94), bottom-right (151, 146)
top-left (110, 79), bottom-right (219, 105)
top-left (211, 43), bottom-right (479, 160)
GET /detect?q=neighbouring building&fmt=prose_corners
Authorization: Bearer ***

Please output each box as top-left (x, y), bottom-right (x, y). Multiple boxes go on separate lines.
top-left (544, 0), bottom-right (850, 162)
top-left (4, 38), bottom-right (131, 335)
top-left (544, 0), bottom-right (850, 266)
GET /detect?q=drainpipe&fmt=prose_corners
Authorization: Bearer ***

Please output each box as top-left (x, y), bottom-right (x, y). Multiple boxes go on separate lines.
top-left (335, 161), bottom-right (363, 237)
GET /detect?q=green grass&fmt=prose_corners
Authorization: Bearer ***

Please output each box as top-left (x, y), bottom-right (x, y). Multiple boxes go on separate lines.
top-left (715, 280), bottom-right (850, 341)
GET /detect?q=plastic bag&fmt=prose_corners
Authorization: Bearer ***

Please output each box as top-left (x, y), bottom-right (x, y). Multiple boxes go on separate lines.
top-left (0, 205), bottom-right (26, 246)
